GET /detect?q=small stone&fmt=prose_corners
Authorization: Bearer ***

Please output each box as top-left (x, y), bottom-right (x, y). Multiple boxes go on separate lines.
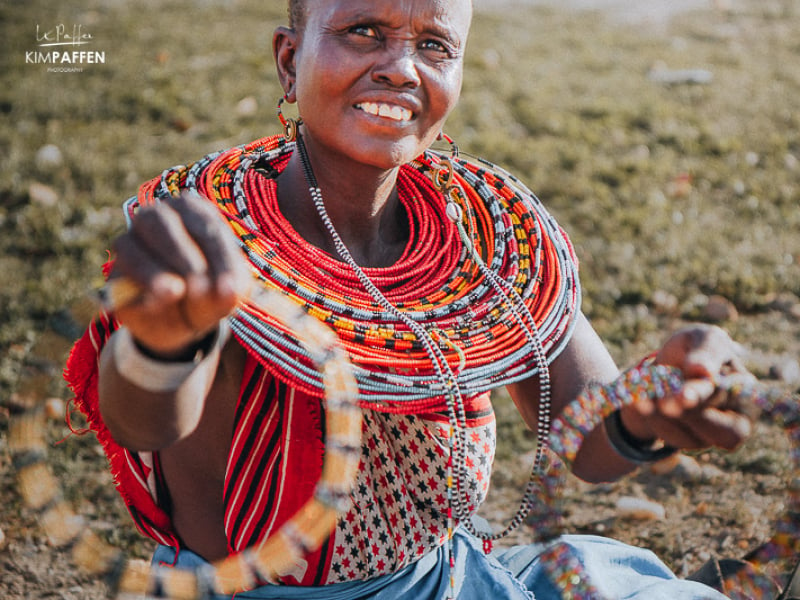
top-left (28, 182), bottom-right (59, 207)
top-left (170, 117), bottom-right (192, 132)
top-left (700, 464), bottom-right (726, 481)
top-left (616, 496), bottom-right (666, 520)
top-left (45, 397), bottom-right (65, 420)
top-left (648, 68), bottom-right (713, 85)
top-left (0, 526), bottom-right (5, 550)
top-left (651, 454), bottom-right (705, 480)
top-left (649, 453), bottom-right (681, 475)
top-left (674, 455), bottom-right (704, 480)
top-left (651, 290), bottom-right (678, 315)
top-left (236, 96), bottom-right (258, 118)
top-left (785, 153), bottom-right (799, 171)
top-left (770, 357), bottom-right (800, 386)
top-left (703, 295), bottom-right (738, 322)
top-left (35, 144), bottom-right (63, 170)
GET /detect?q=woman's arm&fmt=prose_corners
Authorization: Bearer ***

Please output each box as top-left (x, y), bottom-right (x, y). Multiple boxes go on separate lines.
top-left (507, 312), bottom-right (754, 483)
top-left (507, 312), bottom-right (634, 482)
top-left (96, 192), bottom-right (250, 451)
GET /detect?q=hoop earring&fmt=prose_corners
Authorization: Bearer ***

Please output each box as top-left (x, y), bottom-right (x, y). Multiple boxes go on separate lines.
top-left (277, 95), bottom-right (302, 142)
top-left (431, 132), bottom-right (460, 192)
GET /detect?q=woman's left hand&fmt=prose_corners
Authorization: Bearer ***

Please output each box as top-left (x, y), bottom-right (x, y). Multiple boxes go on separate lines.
top-left (618, 324), bottom-right (758, 451)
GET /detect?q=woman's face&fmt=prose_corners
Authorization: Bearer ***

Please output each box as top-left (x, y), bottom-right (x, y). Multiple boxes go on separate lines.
top-left (284, 0), bottom-right (471, 170)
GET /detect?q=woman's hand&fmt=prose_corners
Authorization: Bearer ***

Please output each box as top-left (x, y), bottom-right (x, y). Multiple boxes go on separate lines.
top-left (108, 192), bottom-right (251, 358)
top-left (619, 325), bottom-right (757, 452)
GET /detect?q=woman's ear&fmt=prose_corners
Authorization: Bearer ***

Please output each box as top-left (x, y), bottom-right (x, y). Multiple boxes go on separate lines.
top-left (273, 26), bottom-right (298, 102)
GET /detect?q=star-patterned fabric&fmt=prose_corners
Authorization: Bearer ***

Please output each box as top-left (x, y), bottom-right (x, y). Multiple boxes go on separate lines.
top-left (327, 406), bottom-right (495, 583)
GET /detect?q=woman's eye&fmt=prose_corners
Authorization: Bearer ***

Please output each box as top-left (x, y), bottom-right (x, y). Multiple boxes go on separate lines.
top-left (349, 25), bottom-right (379, 38)
top-left (420, 39), bottom-right (451, 55)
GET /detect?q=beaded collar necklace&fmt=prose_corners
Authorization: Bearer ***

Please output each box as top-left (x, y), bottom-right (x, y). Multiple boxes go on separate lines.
top-left (136, 134), bottom-right (582, 412)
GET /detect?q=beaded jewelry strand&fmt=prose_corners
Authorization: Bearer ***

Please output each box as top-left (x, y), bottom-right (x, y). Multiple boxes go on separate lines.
top-left (13, 285), bottom-right (362, 598)
top-left (538, 364), bottom-right (800, 599)
top-left (426, 140), bottom-right (561, 547)
top-left (293, 131), bottom-right (470, 595)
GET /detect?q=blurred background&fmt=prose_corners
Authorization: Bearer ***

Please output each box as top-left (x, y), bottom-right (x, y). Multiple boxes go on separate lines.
top-left (1, 1), bottom-right (798, 598)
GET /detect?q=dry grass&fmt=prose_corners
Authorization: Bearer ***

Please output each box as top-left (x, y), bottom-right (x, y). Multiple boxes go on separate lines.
top-left (1, 0), bottom-right (798, 597)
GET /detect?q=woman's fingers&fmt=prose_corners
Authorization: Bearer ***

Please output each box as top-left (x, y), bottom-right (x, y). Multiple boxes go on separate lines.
top-left (625, 401), bottom-right (752, 452)
top-left (109, 192), bottom-right (249, 352)
top-left (656, 378), bottom-right (716, 417)
top-left (110, 232), bottom-right (188, 308)
top-left (170, 192), bottom-right (251, 301)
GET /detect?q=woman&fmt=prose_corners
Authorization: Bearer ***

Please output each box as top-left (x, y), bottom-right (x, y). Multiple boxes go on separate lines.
top-left (67, 0), bottom-right (755, 598)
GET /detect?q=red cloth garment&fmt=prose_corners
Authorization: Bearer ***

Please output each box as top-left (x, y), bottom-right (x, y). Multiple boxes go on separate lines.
top-left (66, 322), bottom-right (496, 584)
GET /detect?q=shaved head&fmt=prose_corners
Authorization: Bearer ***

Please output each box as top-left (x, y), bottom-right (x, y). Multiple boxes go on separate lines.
top-left (288, 0), bottom-right (306, 29)
top-left (288, 0), bottom-right (472, 30)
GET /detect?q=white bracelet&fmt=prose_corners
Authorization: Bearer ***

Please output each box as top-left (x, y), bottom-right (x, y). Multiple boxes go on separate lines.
top-left (111, 321), bottom-right (230, 393)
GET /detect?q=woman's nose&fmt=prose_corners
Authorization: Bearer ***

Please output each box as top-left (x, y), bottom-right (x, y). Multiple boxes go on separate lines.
top-left (372, 44), bottom-right (422, 88)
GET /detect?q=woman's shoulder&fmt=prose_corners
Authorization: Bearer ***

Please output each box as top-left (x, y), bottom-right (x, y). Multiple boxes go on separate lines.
top-left (121, 134), bottom-right (292, 218)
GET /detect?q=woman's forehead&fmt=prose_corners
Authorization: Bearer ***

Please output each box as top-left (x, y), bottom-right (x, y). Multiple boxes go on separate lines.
top-left (305, 0), bottom-right (472, 32)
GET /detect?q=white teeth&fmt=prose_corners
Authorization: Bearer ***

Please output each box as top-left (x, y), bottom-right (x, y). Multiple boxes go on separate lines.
top-left (357, 102), bottom-right (411, 122)
top-left (390, 106), bottom-right (406, 121)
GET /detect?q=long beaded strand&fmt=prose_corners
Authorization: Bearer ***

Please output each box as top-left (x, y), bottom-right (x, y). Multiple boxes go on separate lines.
top-left (293, 132), bottom-right (469, 595)
top-left (427, 147), bottom-right (558, 547)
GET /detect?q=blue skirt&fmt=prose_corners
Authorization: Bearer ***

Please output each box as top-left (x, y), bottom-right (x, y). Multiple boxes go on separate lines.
top-left (152, 530), bottom-right (727, 599)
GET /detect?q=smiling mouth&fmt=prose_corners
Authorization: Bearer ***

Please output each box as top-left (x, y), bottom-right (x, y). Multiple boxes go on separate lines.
top-left (355, 102), bottom-right (413, 123)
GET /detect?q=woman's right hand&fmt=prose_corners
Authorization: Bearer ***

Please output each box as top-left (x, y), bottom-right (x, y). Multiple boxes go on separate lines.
top-left (108, 192), bottom-right (251, 358)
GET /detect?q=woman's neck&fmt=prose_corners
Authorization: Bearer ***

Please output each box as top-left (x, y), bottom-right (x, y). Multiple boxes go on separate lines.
top-left (275, 148), bottom-right (410, 268)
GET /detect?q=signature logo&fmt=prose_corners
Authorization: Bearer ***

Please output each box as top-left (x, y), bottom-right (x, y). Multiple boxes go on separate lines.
top-left (36, 24), bottom-right (93, 47)
top-left (26, 24), bottom-right (106, 72)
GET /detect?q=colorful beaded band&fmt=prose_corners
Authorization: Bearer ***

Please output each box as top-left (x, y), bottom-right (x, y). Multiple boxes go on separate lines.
top-left (538, 364), bottom-right (800, 598)
top-left (10, 286), bottom-right (361, 598)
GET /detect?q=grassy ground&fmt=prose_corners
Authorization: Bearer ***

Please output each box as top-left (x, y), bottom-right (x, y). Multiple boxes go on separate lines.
top-left (0, 0), bottom-right (798, 597)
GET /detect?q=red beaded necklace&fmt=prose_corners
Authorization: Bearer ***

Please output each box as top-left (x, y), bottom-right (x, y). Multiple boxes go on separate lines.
top-left (133, 135), bottom-right (580, 416)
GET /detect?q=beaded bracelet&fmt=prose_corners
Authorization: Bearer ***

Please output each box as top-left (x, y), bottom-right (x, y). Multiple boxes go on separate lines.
top-left (603, 409), bottom-right (677, 464)
top-left (111, 321), bottom-right (229, 393)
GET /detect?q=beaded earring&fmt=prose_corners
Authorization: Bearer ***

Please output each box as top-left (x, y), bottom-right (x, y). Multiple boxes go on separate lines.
top-left (277, 95), bottom-right (302, 142)
top-left (430, 133), bottom-right (463, 223)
